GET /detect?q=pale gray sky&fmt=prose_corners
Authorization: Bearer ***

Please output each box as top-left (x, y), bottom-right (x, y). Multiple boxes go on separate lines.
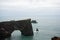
top-left (0, 0), bottom-right (60, 9)
top-left (0, 0), bottom-right (60, 21)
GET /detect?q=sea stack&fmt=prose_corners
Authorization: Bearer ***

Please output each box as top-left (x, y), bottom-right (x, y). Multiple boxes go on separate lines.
top-left (31, 20), bottom-right (37, 23)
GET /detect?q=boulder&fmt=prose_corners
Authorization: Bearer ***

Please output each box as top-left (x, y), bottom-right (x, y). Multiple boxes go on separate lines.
top-left (51, 36), bottom-right (60, 40)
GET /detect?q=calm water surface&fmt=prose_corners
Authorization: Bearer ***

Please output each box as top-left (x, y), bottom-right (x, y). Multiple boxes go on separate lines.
top-left (5, 16), bottom-right (60, 40)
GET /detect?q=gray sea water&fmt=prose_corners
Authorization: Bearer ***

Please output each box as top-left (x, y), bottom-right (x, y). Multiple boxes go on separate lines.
top-left (4, 15), bottom-right (60, 40)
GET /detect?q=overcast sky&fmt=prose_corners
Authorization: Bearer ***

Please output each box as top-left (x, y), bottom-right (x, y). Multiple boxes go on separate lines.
top-left (0, 0), bottom-right (60, 9)
top-left (0, 0), bottom-right (60, 21)
top-left (0, 0), bottom-right (60, 8)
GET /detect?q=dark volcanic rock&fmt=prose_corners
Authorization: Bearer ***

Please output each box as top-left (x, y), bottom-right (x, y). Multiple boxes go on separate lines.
top-left (51, 36), bottom-right (60, 40)
top-left (31, 20), bottom-right (37, 23)
top-left (0, 19), bottom-right (33, 38)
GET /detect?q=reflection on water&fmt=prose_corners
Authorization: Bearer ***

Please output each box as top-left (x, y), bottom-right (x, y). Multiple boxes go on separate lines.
top-left (5, 30), bottom-right (60, 40)
top-left (6, 35), bottom-right (33, 40)
top-left (5, 30), bottom-right (33, 40)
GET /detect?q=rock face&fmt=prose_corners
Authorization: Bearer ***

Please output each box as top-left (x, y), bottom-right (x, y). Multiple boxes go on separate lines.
top-left (0, 19), bottom-right (33, 39)
top-left (51, 37), bottom-right (60, 40)
top-left (31, 20), bottom-right (37, 23)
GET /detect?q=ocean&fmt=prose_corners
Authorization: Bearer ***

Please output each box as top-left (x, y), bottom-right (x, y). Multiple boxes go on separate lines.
top-left (5, 15), bottom-right (60, 40)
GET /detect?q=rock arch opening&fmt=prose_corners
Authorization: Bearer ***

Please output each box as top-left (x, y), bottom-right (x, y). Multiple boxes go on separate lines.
top-left (11, 30), bottom-right (21, 37)
top-left (0, 19), bottom-right (33, 38)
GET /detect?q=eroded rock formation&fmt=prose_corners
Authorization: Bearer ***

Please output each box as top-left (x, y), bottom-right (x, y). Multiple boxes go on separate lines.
top-left (0, 19), bottom-right (33, 39)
